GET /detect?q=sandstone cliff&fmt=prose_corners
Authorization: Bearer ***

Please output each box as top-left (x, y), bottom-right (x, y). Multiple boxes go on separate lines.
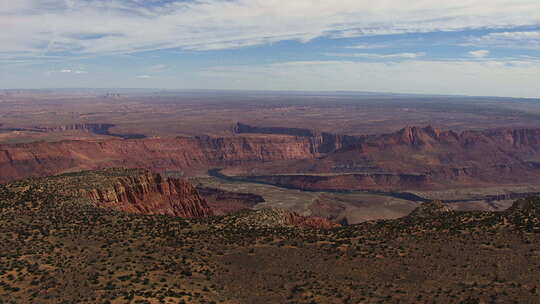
top-left (0, 135), bottom-right (317, 183)
top-left (62, 169), bottom-right (213, 218)
top-left (2, 125), bottom-right (540, 191)
top-left (233, 122), bottom-right (360, 153)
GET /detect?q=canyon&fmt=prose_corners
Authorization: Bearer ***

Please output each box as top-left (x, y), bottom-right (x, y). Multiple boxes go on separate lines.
top-left (3, 123), bottom-right (540, 191)
top-left (234, 124), bottom-right (540, 191)
top-left (2, 91), bottom-right (540, 303)
top-left (0, 134), bottom-right (318, 183)
top-left (11, 168), bottom-right (337, 229)
top-left (2, 169), bottom-right (539, 303)
top-left (74, 169), bottom-right (213, 218)
top-left (0, 123), bottom-right (146, 139)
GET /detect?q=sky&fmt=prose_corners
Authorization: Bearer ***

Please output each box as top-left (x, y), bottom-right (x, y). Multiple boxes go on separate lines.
top-left (1, 0), bottom-right (540, 97)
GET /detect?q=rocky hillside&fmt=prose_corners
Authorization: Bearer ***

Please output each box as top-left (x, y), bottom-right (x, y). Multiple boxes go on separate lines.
top-left (229, 208), bottom-right (340, 229)
top-left (6, 168), bottom-right (213, 218)
top-left (0, 171), bottom-right (539, 303)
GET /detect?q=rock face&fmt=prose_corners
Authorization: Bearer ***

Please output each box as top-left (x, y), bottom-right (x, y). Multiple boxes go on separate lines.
top-left (233, 122), bottom-right (360, 153)
top-left (2, 124), bottom-right (540, 191)
top-left (69, 169), bottom-right (213, 218)
top-left (0, 135), bottom-right (318, 183)
top-left (240, 124), bottom-right (540, 190)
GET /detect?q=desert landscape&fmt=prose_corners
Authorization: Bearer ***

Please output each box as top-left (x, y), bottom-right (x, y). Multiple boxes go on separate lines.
top-left (3, 0), bottom-right (540, 302)
top-left (1, 90), bottom-right (540, 224)
top-left (0, 168), bottom-right (538, 303)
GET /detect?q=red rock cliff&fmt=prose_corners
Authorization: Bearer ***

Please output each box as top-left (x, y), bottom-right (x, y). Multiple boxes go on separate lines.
top-left (75, 170), bottom-right (213, 218)
top-left (0, 135), bottom-right (317, 183)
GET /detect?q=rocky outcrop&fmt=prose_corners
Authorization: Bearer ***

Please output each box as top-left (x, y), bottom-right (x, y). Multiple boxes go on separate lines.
top-left (196, 187), bottom-right (265, 215)
top-left (233, 208), bottom-right (340, 229)
top-left (504, 196), bottom-right (540, 231)
top-left (71, 169), bottom-right (213, 218)
top-left (285, 211), bottom-right (341, 229)
top-left (407, 201), bottom-right (453, 218)
top-left (506, 196), bottom-right (540, 215)
top-left (233, 122), bottom-right (361, 153)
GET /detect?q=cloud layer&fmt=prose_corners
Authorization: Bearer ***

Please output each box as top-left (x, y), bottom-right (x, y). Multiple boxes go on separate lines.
top-left (466, 31), bottom-right (540, 49)
top-left (468, 50), bottom-right (490, 58)
top-left (326, 52), bottom-right (425, 59)
top-left (3, 0), bottom-right (540, 57)
top-left (201, 59), bottom-right (540, 97)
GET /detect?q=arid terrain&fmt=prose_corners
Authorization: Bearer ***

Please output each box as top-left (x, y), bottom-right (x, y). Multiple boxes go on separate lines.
top-left (2, 89), bottom-right (540, 142)
top-left (1, 90), bottom-right (540, 303)
top-left (0, 168), bottom-right (539, 303)
top-left (2, 90), bottom-right (540, 223)
top-left (4, 0), bottom-right (540, 301)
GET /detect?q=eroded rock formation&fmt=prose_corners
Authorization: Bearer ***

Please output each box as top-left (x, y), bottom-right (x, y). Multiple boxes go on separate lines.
top-left (0, 135), bottom-right (318, 183)
top-left (2, 124), bottom-right (540, 192)
top-left (65, 169), bottom-right (213, 218)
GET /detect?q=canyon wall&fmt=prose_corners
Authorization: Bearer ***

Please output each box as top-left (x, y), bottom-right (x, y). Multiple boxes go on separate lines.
top-left (233, 122), bottom-right (361, 153)
top-left (0, 135), bottom-right (318, 183)
top-left (73, 169), bottom-right (213, 218)
top-left (230, 124), bottom-right (540, 190)
top-left (245, 173), bottom-right (431, 192)
top-left (2, 124), bottom-right (540, 191)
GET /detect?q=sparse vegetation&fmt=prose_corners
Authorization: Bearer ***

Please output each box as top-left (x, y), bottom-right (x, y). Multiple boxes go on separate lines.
top-left (0, 170), bottom-right (539, 303)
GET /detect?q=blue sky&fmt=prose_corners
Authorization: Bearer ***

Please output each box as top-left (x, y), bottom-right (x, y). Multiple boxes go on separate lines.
top-left (2, 0), bottom-right (540, 97)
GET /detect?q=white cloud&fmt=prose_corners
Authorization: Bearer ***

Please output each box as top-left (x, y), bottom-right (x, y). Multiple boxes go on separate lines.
top-left (346, 43), bottom-right (391, 49)
top-left (148, 64), bottom-right (167, 72)
top-left (58, 69), bottom-right (87, 74)
top-left (325, 52), bottom-right (426, 59)
top-left (2, 0), bottom-right (540, 57)
top-left (136, 75), bottom-right (151, 79)
top-left (200, 59), bottom-right (540, 98)
top-left (468, 50), bottom-right (490, 58)
top-left (465, 31), bottom-right (540, 49)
